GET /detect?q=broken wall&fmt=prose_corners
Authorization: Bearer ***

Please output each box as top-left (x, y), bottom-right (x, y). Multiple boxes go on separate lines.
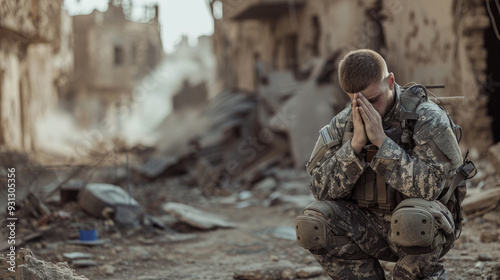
top-left (65, 3), bottom-right (163, 129)
top-left (213, 0), bottom-right (494, 155)
top-left (0, 0), bottom-right (73, 151)
top-left (382, 0), bottom-right (493, 152)
top-left (214, 0), bottom-right (381, 92)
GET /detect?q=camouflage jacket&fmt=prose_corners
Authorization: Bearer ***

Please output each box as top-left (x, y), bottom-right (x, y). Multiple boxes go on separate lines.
top-left (307, 84), bottom-right (463, 203)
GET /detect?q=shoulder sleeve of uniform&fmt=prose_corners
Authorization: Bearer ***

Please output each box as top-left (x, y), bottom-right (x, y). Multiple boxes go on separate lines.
top-left (413, 102), bottom-right (462, 169)
top-left (306, 107), bottom-right (351, 176)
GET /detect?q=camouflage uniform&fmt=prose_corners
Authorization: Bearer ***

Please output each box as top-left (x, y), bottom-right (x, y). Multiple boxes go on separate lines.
top-left (302, 84), bottom-right (463, 280)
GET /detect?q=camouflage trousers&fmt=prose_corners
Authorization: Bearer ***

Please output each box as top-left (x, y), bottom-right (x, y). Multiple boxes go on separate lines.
top-left (307, 200), bottom-right (447, 280)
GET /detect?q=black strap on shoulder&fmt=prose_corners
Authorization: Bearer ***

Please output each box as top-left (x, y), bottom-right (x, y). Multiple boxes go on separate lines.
top-left (439, 153), bottom-right (477, 205)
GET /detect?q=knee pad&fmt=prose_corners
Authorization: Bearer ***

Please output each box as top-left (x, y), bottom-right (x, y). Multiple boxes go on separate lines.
top-left (390, 198), bottom-right (454, 251)
top-left (295, 201), bottom-right (344, 251)
top-left (295, 201), bottom-right (331, 250)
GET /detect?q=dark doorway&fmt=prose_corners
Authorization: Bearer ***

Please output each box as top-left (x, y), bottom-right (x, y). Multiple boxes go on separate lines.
top-left (484, 0), bottom-right (500, 143)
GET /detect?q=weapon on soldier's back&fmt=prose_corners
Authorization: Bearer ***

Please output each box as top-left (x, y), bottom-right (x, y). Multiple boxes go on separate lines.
top-left (423, 84), bottom-right (465, 106)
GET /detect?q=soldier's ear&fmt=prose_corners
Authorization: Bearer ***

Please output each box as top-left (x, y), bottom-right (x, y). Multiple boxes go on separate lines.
top-left (387, 73), bottom-right (395, 90)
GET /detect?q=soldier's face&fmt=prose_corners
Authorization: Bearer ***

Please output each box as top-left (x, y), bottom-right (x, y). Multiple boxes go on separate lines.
top-left (349, 73), bottom-right (395, 118)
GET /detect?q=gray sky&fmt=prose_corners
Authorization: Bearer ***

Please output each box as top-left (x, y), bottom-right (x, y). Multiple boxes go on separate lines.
top-left (63, 0), bottom-right (214, 52)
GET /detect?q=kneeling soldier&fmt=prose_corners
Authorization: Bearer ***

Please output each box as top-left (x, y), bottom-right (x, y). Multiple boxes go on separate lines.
top-left (296, 49), bottom-right (465, 280)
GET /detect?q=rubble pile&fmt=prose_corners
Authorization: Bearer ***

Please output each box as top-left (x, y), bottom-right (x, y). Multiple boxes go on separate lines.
top-left (0, 248), bottom-right (89, 280)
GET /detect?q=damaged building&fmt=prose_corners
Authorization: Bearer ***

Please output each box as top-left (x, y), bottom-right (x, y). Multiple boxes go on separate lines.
top-left (211, 0), bottom-right (500, 155)
top-left (62, 1), bottom-right (163, 129)
top-left (0, 0), bottom-right (73, 151)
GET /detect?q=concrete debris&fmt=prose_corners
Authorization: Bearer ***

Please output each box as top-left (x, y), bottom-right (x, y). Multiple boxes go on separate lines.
top-left (462, 188), bottom-right (500, 215)
top-left (238, 190), bottom-right (254, 201)
top-left (233, 260), bottom-right (295, 280)
top-left (480, 231), bottom-right (499, 243)
top-left (100, 264), bottom-right (116, 275)
top-left (478, 253), bottom-right (495, 261)
top-left (281, 268), bottom-right (296, 280)
top-left (135, 156), bottom-right (182, 179)
top-left (252, 177), bottom-right (278, 199)
top-left (163, 233), bottom-right (198, 243)
top-left (162, 202), bottom-right (238, 230)
top-left (7, 248), bottom-right (90, 280)
top-left (482, 212), bottom-right (500, 225)
top-left (79, 183), bottom-right (143, 225)
top-left (62, 252), bottom-right (94, 260)
top-left (493, 263), bottom-right (500, 280)
top-left (295, 266), bottom-right (324, 278)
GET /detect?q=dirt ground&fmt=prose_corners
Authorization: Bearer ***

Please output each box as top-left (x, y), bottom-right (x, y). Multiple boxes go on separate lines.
top-left (1, 153), bottom-right (500, 280)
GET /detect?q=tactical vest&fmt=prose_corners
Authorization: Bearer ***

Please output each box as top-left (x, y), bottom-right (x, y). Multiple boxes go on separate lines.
top-left (316, 83), bottom-right (462, 211)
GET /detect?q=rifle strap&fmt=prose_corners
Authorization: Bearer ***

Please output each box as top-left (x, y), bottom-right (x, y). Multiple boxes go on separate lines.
top-left (439, 158), bottom-right (476, 205)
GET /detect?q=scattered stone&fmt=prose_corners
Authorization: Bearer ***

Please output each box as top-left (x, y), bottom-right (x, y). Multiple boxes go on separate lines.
top-left (162, 202), bottom-right (238, 230)
top-left (253, 177), bottom-right (277, 199)
top-left (163, 233), bottom-right (198, 243)
top-left (282, 268), bottom-right (296, 280)
top-left (12, 249), bottom-right (90, 280)
top-left (301, 256), bottom-right (316, 265)
top-left (295, 266), bottom-right (324, 278)
top-left (442, 255), bottom-right (476, 261)
top-left (270, 255), bottom-right (280, 262)
top-left (492, 263), bottom-right (500, 280)
top-left (480, 230), bottom-right (499, 243)
top-left (475, 261), bottom-right (485, 270)
top-left (478, 253), bottom-right (494, 261)
top-left (483, 212), bottom-right (500, 225)
top-left (138, 237), bottom-right (156, 245)
top-left (238, 190), bottom-right (253, 201)
top-left (462, 188), bottom-right (500, 215)
top-left (234, 260), bottom-right (295, 280)
top-left (63, 252), bottom-right (94, 260)
top-left (100, 264), bottom-right (115, 275)
top-left (466, 268), bottom-right (482, 277)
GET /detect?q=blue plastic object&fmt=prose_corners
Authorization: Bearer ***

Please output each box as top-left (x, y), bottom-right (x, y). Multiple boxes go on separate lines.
top-left (79, 229), bottom-right (98, 241)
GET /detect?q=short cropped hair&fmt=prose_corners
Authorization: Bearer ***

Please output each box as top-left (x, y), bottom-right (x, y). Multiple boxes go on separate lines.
top-left (338, 49), bottom-right (388, 93)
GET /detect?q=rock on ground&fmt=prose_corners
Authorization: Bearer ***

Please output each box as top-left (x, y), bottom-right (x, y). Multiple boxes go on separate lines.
top-left (233, 260), bottom-right (294, 280)
top-left (162, 202), bottom-right (238, 230)
top-left (18, 248), bottom-right (89, 280)
top-left (295, 266), bottom-right (324, 278)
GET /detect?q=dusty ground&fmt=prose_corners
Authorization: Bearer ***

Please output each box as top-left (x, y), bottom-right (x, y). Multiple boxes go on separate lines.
top-left (1, 153), bottom-right (500, 280)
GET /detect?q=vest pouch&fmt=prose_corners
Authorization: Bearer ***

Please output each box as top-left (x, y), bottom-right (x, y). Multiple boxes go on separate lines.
top-left (355, 168), bottom-right (378, 208)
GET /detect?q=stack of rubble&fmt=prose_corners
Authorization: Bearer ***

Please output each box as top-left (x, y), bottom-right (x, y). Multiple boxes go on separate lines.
top-left (139, 55), bottom-right (349, 196)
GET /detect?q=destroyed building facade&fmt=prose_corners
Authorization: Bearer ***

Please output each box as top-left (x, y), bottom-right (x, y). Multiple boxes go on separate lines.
top-left (62, 2), bottom-right (163, 129)
top-left (0, 0), bottom-right (73, 151)
top-left (211, 0), bottom-right (500, 153)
